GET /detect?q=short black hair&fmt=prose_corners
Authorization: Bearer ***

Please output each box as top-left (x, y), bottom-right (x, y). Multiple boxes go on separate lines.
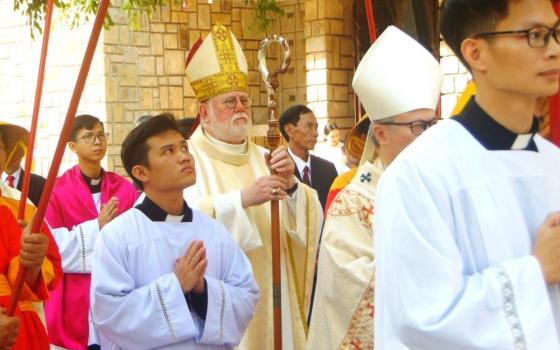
top-left (278, 104), bottom-right (313, 142)
top-left (70, 114), bottom-right (102, 141)
top-left (133, 115), bottom-right (153, 128)
top-left (441, 0), bottom-right (512, 70)
top-left (324, 122), bottom-right (338, 136)
top-left (177, 118), bottom-right (196, 139)
top-left (121, 113), bottom-right (181, 189)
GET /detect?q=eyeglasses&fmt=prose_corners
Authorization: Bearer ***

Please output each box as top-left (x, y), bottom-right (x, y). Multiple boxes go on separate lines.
top-left (378, 118), bottom-right (441, 136)
top-left (77, 132), bottom-right (110, 144)
top-left (222, 95), bottom-right (253, 110)
top-left (473, 21), bottom-right (560, 48)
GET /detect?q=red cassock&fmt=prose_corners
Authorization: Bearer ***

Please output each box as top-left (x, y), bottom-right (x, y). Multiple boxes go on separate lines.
top-left (0, 198), bottom-right (62, 350)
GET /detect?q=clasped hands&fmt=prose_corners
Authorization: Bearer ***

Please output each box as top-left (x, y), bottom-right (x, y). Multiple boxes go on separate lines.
top-left (175, 240), bottom-right (206, 295)
top-left (241, 146), bottom-right (296, 208)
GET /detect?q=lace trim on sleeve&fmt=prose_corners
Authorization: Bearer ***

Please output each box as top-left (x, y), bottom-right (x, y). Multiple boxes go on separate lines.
top-left (156, 283), bottom-right (176, 341)
top-left (496, 266), bottom-right (527, 350)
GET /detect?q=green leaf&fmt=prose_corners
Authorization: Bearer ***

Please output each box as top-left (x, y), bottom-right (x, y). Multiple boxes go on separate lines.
top-left (14, 0), bottom-right (285, 37)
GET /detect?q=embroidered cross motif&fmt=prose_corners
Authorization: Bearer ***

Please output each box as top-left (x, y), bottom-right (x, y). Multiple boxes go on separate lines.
top-left (219, 49), bottom-right (235, 64)
top-left (361, 205), bottom-right (374, 222)
top-left (202, 79), bottom-right (219, 92)
top-left (227, 74), bottom-right (239, 86)
top-left (360, 172), bottom-right (372, 183)
top-left (214, 27), bottom-right (229, 41)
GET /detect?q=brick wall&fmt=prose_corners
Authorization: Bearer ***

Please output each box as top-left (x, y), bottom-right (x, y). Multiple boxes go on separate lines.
top-left (103, 0), bottom-right (315, 170)
top-left (4, 0), bottom-right (459, 176)
top-left (438, 0), bottom-right (471, 117)
top-left (439, 41), bottom-right (471, 118)
top-left (0, 0), bottom-right (107, 175)
top-left (305, 0), bottom-right (355, 140)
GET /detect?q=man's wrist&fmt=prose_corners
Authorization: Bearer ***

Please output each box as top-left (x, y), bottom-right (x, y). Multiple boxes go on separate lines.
top-left (192, 278), bottom-right (206, 295)
top-left (185, 279), bottom-right (208, 321)
top-left (286, 179), bottom-right (298, 196)
top-left (240, 189), bottom-right (250, 209)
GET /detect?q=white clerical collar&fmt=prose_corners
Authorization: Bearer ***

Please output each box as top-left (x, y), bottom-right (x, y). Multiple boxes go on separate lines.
top-left (510, 134), bottom-right (533, 150)
top-left (165, 214), bottom-right (184, 222)
top-left (288, 147), bottom-right (311, 176)
top-left (204, 130), bottom-right (248, 155)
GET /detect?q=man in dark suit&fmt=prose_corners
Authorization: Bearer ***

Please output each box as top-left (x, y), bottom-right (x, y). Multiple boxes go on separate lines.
top-left (1, 135), bottom-right (46, 207)
top-left (279, 105), bottom-right (338, 211)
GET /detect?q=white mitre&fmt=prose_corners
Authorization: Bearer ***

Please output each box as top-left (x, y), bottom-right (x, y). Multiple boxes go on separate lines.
top-left (352, 25), bottom-right (443, 163)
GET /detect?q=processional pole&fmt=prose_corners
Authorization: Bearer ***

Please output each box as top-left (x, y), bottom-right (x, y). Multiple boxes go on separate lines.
top-left (17, 0), bottom-right (55, 221)
top-left (364, 0), bottom-right (377, 43)
top-left (354, 0), bottom-right (377, 120)
top-left (9, 0), bottom-right (111, 316)
top-left (258, 35), bottom-right (291, 350)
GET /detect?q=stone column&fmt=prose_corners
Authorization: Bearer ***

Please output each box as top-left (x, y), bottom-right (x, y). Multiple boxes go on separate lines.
top-left (305, 0), bottom-right (355, 139)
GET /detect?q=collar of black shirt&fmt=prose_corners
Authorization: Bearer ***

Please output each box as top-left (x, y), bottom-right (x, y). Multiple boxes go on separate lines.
top-left (135, 195), bottom-right (193, 222)
top-left (453, 97), bottom-right (540, 152)
top-left (81, 169), bottom-right (103, 194)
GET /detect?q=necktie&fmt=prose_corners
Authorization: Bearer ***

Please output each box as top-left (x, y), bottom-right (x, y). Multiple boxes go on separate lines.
top-left (6, 175), bottom-right (14, 188)
top-left (303, 166), bottom-right (311, 186)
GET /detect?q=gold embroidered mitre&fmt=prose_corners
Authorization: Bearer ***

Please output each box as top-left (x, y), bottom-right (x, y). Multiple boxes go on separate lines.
top-left (185, 24), bottom-right (248, 102)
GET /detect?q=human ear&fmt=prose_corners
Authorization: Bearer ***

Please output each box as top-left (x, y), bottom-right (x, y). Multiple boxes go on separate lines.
top-left (461, 38), bottom-right (487, 73)
top-left (68, 142), bottom-right (77, 154)
top-left (131, 164), bottom-right (150, 185)
top-left (199, 102), bottom-right (210, 123)
top-left (372, 124), bottom-right (388, 146)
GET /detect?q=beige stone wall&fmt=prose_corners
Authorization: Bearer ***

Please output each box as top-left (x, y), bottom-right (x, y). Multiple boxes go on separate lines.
top-left (438, 0), bottom-right (471, 117)
top-left (104, 0), bottom-right (356, 159)
top-left (0, 0), bottom-right (368, 177)
top-left (305, 0), bottom-right (355, 140)
top-left (439, 41), bottom-right (471, 118)
top-left (268, 0), bottom-right (307, 119)
top-left (103, 0), bottom-right (305, 169)
top-left (102, 0), bottom-right (190, 173)
top-left (0, 1), bottom-right (107, 176)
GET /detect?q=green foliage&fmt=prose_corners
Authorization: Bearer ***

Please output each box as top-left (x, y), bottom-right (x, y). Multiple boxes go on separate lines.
top-left (245, 0), bottom-right (285, 32)
top-left (13, 0), bottom-right (48, 38)
top-left (118, 0), bottom-right (164, 30)
top-left (13, 0), bottom-right (285, 38)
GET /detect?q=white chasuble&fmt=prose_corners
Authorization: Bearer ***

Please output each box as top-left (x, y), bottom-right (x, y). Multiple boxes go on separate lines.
top-left (307, 159), bottom-right (383, 350)
top-left (185, 128), bottom-right (323, 350)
